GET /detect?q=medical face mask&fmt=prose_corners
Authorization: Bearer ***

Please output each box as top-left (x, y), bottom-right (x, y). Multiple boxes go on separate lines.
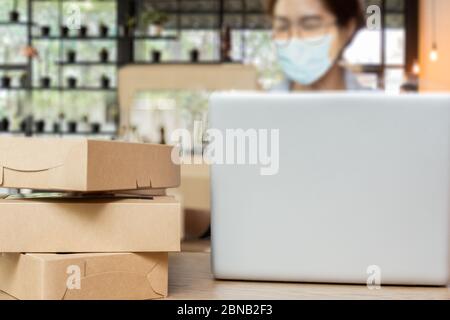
top-left (275, 34), bottom-right (334, 86)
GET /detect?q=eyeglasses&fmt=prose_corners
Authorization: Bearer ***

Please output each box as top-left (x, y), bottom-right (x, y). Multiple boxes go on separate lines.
top-left (272, 16), bottom-right (337, 45)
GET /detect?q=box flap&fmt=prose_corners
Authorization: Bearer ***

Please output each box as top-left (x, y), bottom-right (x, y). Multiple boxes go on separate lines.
top-left (0, 138), bottom-right (86, 187)
top-left (38, 253), bottom-right (168, 300)
top-left (87, 140), bottom-right (180, 191)
top-left (62, 271), bottom-right (165, 300)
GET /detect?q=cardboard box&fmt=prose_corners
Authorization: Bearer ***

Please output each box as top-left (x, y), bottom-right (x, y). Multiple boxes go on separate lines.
top-left (0, 196), bottom-right (181, 253)
top-left (0, 252), bottom-right (168, 300)
top-left (0, 137), bottom-right (180, 192)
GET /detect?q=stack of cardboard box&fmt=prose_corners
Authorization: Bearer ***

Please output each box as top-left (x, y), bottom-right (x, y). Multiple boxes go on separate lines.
top-left (0, 137), bottom-right (181, 300)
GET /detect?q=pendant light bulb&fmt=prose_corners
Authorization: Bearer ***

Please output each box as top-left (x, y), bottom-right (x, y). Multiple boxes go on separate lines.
top-left (412, 61), bottom-right (420, 75)
top-left (430, 43), bottom-right (439, 62)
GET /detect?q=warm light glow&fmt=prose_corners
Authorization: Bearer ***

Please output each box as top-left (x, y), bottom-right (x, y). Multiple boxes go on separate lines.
top-left (430, 44), bottom-right (439, 62)
top-left (430, 50), bottom-right (438, 62)
top-left (412, 61), bottom-right (421, 75)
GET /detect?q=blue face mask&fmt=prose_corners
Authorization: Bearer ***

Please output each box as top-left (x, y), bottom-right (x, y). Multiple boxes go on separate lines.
top-left (275, 34), bottom-right (334, 86)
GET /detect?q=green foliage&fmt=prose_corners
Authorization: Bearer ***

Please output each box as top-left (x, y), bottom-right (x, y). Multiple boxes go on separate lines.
top-left (140, 10), bottom-right (169, 27)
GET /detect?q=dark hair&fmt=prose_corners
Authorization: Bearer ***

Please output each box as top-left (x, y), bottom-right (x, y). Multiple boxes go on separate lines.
top-left (267, 0), bottom-right (365, 30)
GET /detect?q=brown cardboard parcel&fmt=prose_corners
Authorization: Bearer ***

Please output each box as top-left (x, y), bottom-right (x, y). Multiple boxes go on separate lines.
top-left (0, 252), bottom-right (168, 300)
top-left (0, 196), bottom-right (181, 253)
top-left (0, 137), bottom-right (180, 192)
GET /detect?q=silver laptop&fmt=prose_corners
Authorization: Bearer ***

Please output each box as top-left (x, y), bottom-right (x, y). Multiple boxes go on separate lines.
top-left (209, 92), bottom-right (450, 286)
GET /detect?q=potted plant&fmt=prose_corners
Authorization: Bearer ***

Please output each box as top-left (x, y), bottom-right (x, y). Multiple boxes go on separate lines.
top-left (41, 25), bottom-right (51, 37)
top-left (61, 25), bottom-right (69, 37)
top-left (99, 22), bottom-right (109, 37)
top-left (19, 72), bottom-right (28, 88)
top-left (53, 112), bottom-right (65, 133)
top-left (40, 76), bottom-right (51, 88)
top-left (19, 118), bottom-right (27, 133)
top-left (1, 47), bottom-right (11, 88)
top-left (190, 49), bottom-right (200, 63)
top-left (67, 76), bottom-right (77, 89)
top-left (1, 74), bottom-right (11, 88)
top-left (79, 25), bottom-right (88, 37)
top-left (67, 49), bottom-right (76, 63)
top-left (35, 120), bottom-right (46, 133)
top-left (100, 74), bottom-right (110, 89)
top-left (79, 115), bottom-right (90, 133)
top-left (151, 50), bottom-right (162, 63)
top-left (53, 122), bottom-right (61, 133)
top-left (99, 48), bottom-right (109, 62)
top-left (0, 117), bottom-right (9, 132)
top-left (10, 0), bottom-right (20, 22)
top-left (141, 10), bottom-right (169, 36)
top-left (40, 48), bottom-right (51, 88)
top-left (67, 121), bottom-right (77, 133)
top-left (20, 115), bottom-right (33, 136)
top-left (91, 123), bottom-right (101, 134)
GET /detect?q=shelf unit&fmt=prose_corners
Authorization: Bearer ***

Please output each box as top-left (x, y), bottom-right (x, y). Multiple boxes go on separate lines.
top-left (1, 0), bottom-right (268, 93)
top-left (0, 64), bottom-right (28, 70)
top-left (1, 0), bottom-right (267, 137)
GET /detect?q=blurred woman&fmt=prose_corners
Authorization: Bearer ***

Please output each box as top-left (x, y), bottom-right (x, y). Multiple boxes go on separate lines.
top-left (269, 0), bottom-right (366, 91)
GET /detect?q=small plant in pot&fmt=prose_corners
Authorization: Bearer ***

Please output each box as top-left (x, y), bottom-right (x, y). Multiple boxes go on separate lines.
top-left (99, 48), bottom-right (109, 62)
top-left (53, 112), bottom-right (65, 133)
top-left (79, 115), bottom-right (90, 133)
top-left (1, 74), bottom-right (11, 88)
top-left (1, 47), bottom-right (11, 88)
top-left (40, 76), bottom-right (51, 88)
top-left (67, 121), bottom-right (77, 134)
top-left (91, 122), bottom-right (101, 134)
top-left (61, 25), bottom-right (69, 37)
top-left (10, 0), bottom-right (20, 22)
top-left (79, 25), bottom-right (88, 37)
top-left (53, 121), bottom-right (61, 133)
top-left (40, 48), bottom-right (51, 88)
top-left (99, 22), bottom-right (109, 37)
top-left (41, 25), bottom-right (51, 37)
top-left (190, 49), bottom-right (200, 63)
top-left (19, 118), bottom-right (27, 133)
top-left (141, 10), bottom-right (169, 37)
top-left (67, 49), bottom-right (77, 63)
top-left (20, 72), bottom-right (28, 88)
top-left (151, 50), bottom-right (162, 63)
top-left (100, 74), bottom-right (110, 89)
top-left (67, 76), bottom-right (77, 89)
top-left (34, 120), bottom-right (46, 133)
top-left (20, 115), bottom-right (34, 136)
top-left (0, 117), bottom-right (10, 132)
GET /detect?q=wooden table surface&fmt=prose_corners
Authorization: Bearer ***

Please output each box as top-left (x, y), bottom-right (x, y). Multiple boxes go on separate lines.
top-left (2, 251), bottom-right (449, 300)
top-left (166, 252), bottom-right (450, 300)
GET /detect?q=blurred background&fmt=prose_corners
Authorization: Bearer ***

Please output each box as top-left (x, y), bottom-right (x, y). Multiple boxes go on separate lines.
top-left (0, 0), bottom-right (448, 239)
